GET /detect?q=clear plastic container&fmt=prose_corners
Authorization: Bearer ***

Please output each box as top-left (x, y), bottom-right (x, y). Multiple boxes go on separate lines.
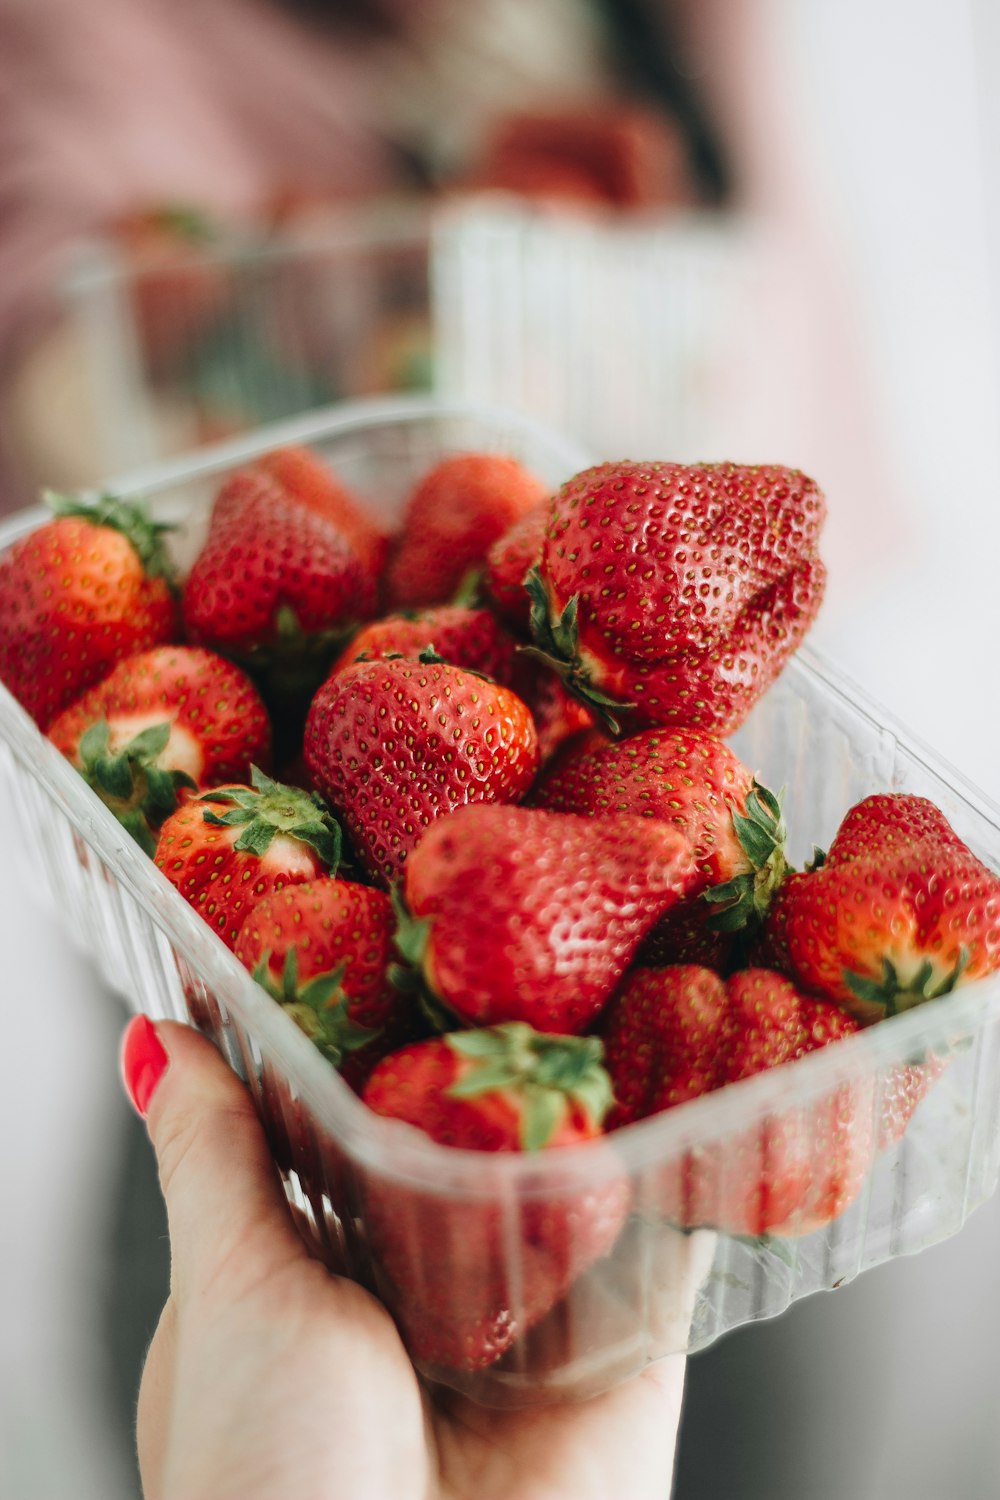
top-left (60, 202), bottom-right (434, 475)
top-left (431, 197), bottom-right (744, 463)
top-left (3, 394), bottom-right (1000, 1408)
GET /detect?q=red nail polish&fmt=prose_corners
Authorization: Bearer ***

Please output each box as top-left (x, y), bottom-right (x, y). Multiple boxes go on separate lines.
top-left (121, 1014), bottom-right (168, 1117)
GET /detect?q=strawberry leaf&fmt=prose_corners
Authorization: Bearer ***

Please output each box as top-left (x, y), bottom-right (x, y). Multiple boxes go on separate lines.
top-left (522, 566), bottom-right (634, 736)
top-left (446, 1023), bottom-right (614, 1148)
top-left (200, 769), bottom-right (341, 870)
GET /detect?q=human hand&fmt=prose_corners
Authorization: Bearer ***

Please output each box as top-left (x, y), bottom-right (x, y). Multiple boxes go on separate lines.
top-left (124, 1017), bottom-right (689, 1500)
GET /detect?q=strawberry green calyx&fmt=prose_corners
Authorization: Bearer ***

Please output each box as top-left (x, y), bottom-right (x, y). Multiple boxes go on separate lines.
top-left (150, 203), bottom-right (218, 242)
top-left (446, 1023), bottom-right (614, 1151)
top-left (252, 948), bottom-right (377, 1065)
top-left (77, 717), bottom-right (194, 857)
top-left (200, 766), bottom-right (341, 869)
top-left (388, 884), bottom-right (459, 1033)
top-left (44, 491), bottom-right (178, 585)
top-left (521, 566), bottom-right (634, 736)
top-left (236, 605), bottom-right (359, 703)
top-left (844, 948), bottom-right (971, 1019)
top-left (703, 781), bottom-right (788, 935)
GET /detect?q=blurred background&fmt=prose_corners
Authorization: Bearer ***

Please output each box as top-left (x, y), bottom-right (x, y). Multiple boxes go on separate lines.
top-left (2, 0), bottom-right (999, 1495)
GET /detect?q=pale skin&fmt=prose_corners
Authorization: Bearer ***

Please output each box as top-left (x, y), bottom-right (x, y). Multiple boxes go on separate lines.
top-left (136, 1022), bottom-right (688, 1500)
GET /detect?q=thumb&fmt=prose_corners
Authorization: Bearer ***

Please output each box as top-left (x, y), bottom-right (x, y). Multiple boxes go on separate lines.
top-left (121, 1017), bottom-right (304, 1302)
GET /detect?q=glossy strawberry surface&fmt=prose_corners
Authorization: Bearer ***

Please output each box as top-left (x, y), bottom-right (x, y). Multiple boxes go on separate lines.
top-left (531, 460), bottom-right (826, 734)
top-left (0, 498), bottom-right (178, 728)
top-left (304, 656), bottom-right (539, 885)
top-left (401, 803), bottom-right (696, 1033)
top-left (385, 451), bottom-right (550, 609)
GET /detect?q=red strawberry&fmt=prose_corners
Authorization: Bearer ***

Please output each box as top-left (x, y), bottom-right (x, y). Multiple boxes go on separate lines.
top-left (769, 793), bottom-right (1000, 1022)
top-left (0, 493), bottom-right (178, 729)
top-left (464, 104), bottom-right (692, 209)
top-left (484, 501), bottom-right (549, 633)
top-left (235, 878), bottom-right (417, 1092)
top-left (601, 966), bottom-right (871, 1236)
top-left (304, 655), bottom-right (539, 885)
top-left (361, 1023), bottom-right (629, 1369)
top-left (331, 605), bottom-right (518, 685)
top-left (47, 645), bottom-right (271, 855)
top-left (113, 204), bottom-right (229, 377)
top-left (254, 445), bottom-right (388, 578)
top-left (396, 803), bottom-right (696, 1033)
top-left (154, 768), bottom-right (341, 949)
top-left (533, 727), bottom-right (787, 968)
top-left (181, 467), bottom-right (378, 695)
top-left (527, 461), bottom-right (826, 735)
top-left (384, 452), bottom-right (550, 609)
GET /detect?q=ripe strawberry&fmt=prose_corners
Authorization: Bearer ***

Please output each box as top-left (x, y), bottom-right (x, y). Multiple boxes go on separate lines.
top-left (235, 878), bottom-right (417, 1092)
top-left (47, 645), bottom-right (271, 855)
top-left (113, 204), bottom-right (229, 377)
top-left (396, 803), bottom-right (696, 1033)
top-left (181, 467), bottom-right (378, 695)
top-left (527, 461), bottom-right (826, 735)
top-left (484, 501), bottom-right (549, 633)
top-left (769, 793), bottom-right (1000, 1022)
top-left (254, 444), bottom-right (388, 578)
top-left (533, 727), bottom-right (787, 968)
top-left (0, 493), bottom-right (178, 729)
top-left (601, 966), bottom-right (872, 1236)
top-left (464, 104), bottom-right (691, 209)
top-left (154, 767), bottom-right (341, 949)
top-left (384, 452), bottom-right (550, 609)
top-left (331, 605), bottom-right (518, 685)
top-left (361, 1023), bottom-right (629, 1369)
top-left (304, 655), bottom-right (539, 885)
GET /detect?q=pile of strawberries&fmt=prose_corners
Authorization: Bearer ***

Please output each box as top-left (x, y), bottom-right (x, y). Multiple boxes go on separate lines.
top-left (4, 441), bottom-right (1000, 1373)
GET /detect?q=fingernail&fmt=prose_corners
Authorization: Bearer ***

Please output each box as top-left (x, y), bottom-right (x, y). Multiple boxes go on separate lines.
top-left (121, 1014), bottom-right (169, 1117)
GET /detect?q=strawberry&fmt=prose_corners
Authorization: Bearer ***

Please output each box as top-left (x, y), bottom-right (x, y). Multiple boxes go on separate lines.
top-left (331, 605), bottom-right (518, 685)
top-left (384, 452), bottom-right (550, 609)
top-left (253, 445), bottom-right (388, 579)
top-left (0, 492), bottom-right (178, 729)
top-left (463, 104), bottom-right (692, 209)
top-left (601, 966), bottom-right (872, 1236)
top-left (395, 803), bottom-right (696, 1033)
top-left (484, 501), bottom-right (549, 633)
top-left (303, 654), bottom-right (539, 885)
top-left (533, 727), bottom-right (787, 968)
top-left (768, 793), bottom-right (1000, 1022)
top-left (526, 461), bottom-right (826, 735)
top-left (154, 767), bottom-right (341, 949)
top-left (361, 1023), bottom-right (629, 1369)
top-left (113, 204), bottom-right (229, 377)
top-left (181, 467), bottom-right (378, 701)
top-left (47, 645), bottom-right (271, 855)
top-left (235, 878), bottom-right (417, 1092)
